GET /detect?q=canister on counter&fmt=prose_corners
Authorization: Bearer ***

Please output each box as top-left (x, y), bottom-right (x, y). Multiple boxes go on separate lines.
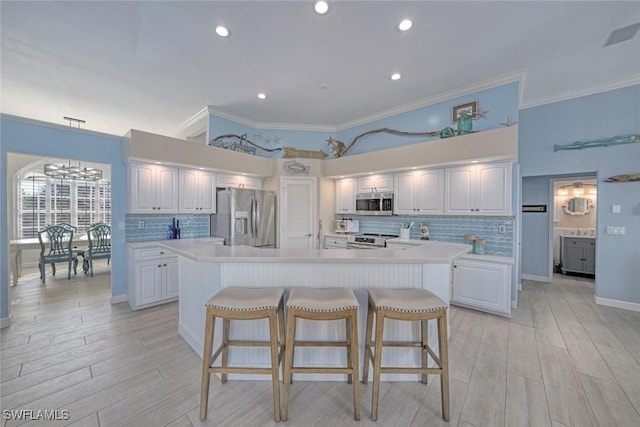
top-left (473, 239), bottom-right (486, 255)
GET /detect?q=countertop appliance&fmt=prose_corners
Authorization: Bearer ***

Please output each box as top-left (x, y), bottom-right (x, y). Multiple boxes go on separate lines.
top-left (355, 193), bottom-right (393, 215)
top-left (335, 218), bottom-right (359, 233)
top-left (346, 233), bottom-right (398, 249)
top-left (211, 188), bottom-right (276, 247)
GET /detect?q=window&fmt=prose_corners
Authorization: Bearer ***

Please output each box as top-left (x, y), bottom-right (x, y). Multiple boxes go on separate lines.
top-left (17, 170), bottom-right (111, 238)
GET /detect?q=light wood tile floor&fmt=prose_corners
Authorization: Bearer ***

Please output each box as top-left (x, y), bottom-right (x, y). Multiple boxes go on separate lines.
top-left (2, 265), bottom-right (640, 426)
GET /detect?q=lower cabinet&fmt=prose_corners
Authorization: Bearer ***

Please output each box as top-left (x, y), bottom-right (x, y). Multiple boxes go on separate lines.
top-left (128, 245), bottom-right (179, 310)
top-left (324, 236), bottom-right (347, 249)
top-left (560, 236), bottom-right (595, 275)
top-left (452, 256), bottom-right (512, 317)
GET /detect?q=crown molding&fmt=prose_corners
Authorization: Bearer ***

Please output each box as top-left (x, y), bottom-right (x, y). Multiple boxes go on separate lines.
top-left (174, 106), bottom-right (210, 136)
top-left (520, 75), bottom-right (640, 109)
top-left (0, 113), bottom-right (122, 139)
top-left (335, 71), bottom-right (524, 131)
top-left (206, 106), bottom-right (335, 132)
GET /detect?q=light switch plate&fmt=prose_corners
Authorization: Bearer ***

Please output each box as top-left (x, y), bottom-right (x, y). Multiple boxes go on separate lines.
top-left (606, 226), bottom-right (625, 235)
top-left (498, 224), bottom-right (506, 234)
top-left (187, 220), bottom-right (192, 228)
top-left (612, 205), bottom-right (621, 213)
top-left (138, 221), bottom-right (145, 229)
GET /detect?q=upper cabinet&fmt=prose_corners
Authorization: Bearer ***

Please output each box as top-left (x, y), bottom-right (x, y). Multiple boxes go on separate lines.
top-left (335, 178), bottom-right (357, 214)
top-left (179, 169), bottom-right (216, 214)
top-left (216, 173), bottom-right (262, 189)
top-left (394, 169), bottom-right (444, 215)
top-left (357, 174), bottom-right (393, 193)
top-left (129, 163), bottom-right (179, 213)
top-left (445, 162), bottom-right (512, 216)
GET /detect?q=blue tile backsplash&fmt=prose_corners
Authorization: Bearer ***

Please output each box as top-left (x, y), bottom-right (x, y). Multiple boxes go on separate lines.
top-left (337, 215), bottom-right (514, 257)
top-left (126, 214), bottom-right (210, 242)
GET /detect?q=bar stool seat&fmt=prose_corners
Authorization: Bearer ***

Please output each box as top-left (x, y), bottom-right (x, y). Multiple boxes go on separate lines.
top-left (363, 288), bottom-right (450, 421)
top-left (200, 287), bottom-right (285, 422)
top-left (282, 288), bottom-right (361, 421)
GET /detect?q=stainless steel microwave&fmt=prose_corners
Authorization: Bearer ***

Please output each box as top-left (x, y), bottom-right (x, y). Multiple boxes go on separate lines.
top-left (355, 193), bottom-right (393, 215)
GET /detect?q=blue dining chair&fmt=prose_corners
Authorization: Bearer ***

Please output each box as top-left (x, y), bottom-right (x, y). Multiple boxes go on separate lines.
top-left (38, 224), bottom-right (75, 283)
top-left (86, 223), bottom-right (111, 277)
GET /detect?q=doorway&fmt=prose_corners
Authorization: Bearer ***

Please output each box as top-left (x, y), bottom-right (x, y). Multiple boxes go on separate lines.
top-left (279, 176), bottom-right (317, 249)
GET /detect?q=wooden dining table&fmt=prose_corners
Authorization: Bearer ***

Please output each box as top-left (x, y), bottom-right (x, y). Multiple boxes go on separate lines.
top-left (8, 235), bottom-right (110, 286)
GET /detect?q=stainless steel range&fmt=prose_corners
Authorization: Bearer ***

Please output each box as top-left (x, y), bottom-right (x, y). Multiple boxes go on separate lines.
top-left (346, 233), bottom-right (398, 249)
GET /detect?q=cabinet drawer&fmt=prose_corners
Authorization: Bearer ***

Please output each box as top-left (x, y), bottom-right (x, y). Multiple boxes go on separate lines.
top-left (564, 238), bottom-right (595, 248)
top-left (135, 247), bottom-right (171, 261)
top-left (324, 237), bottom-right (347, 249)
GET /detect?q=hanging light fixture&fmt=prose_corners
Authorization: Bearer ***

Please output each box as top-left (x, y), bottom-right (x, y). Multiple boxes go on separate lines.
top-left (44, 160), bottom-right (103, 181)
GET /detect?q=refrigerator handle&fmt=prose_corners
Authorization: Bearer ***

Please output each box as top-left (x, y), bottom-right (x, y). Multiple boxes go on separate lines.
top-left (255, 198), bottom-right (261, 237)
top-left (251, 198), bottom-right (257, 237)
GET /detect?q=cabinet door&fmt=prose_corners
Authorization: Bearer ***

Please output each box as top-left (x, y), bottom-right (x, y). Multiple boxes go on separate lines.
top-left (155, 166), bottom-right (179, 213)
top-left (583, 243), bottom-right (596, 274)
top-left (217, 173), bottom-right (262, 189)
top-left (335, 178), bottom-right (356, 213)
top-left (476, 163), bottom-right (511, 215)
top-left (357, 176), bottom-right (374, 193)
top-left (393, 172), bottom-right (417, 214)
top-left (453, 258), bottom-right (511, 317)
top-left (373, 174), bottom-right (394, 192)
top-left (179, 169), bottom-right (200, 213)
top-left (129, 164), bottom-right (156, 213)
top-left (445, 166), bottom-right (475, 214)
top-left (136, 260), bottom-right (163, 306)
top-left (198, 171), bottom-right (217, 213)
top-left (415, 169), bottom-right (444, 214)
top-left (241, 176), bottom-right (262, 190)
top-left (324, 236), bottom-right (347, 249)
top-left (163, 257), bottom-right (180, 299)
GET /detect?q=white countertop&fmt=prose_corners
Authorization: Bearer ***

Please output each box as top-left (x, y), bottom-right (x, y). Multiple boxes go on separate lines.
top-left (386, 237), bottom-right (434, 245)
top-left (127, 237), bottom-right (224, 249)
top-left (158, 239), bottom-right (471, 264)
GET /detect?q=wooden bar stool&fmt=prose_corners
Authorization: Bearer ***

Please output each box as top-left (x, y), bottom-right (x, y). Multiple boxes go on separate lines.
top-left (362, 288), bottom-right (450, 421)
top-left (282, 288), bottom-right (361, 421)
top-left (199, 287), bottom-right (285, 422)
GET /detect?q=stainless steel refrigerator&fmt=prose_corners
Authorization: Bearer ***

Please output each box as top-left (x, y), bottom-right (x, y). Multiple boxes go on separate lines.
top-left (210, 188), bottom-right (276, 247)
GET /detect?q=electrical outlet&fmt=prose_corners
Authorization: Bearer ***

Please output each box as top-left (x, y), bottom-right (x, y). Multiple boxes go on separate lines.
top-left (138, 221), bottom-right (145, 229)
top-left (498, 224), bottom-right (506, 234)
top-left (187, 220), bottom-right (192, 228)
top-left (606, 226), bottom-right (625, 235)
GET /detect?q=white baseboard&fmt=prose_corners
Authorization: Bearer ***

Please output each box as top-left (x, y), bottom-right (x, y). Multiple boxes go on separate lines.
top-left (521, 274), bottom-right (552, 283)
top-left (595, 297), bottom-right (640, 313)
top-left (518, 282), bottom-right (523, 291)
top-left (511, 300), bottom-right (518, 309)
top-left (110, 294), bottom-right (128, 304)
top-left (0, 316), bottom-right (12, 328)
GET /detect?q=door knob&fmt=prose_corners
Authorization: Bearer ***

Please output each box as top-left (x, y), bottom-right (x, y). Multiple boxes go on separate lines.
top-left (305, 233), bottom-right (312, 237)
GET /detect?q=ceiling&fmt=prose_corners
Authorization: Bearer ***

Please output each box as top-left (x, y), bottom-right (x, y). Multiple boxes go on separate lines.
top-left (1, 1), bottom-right (639, 137)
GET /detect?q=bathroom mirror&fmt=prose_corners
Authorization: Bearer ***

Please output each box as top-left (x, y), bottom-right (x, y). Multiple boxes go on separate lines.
top-left (562, 197), bottom-right (593, 215)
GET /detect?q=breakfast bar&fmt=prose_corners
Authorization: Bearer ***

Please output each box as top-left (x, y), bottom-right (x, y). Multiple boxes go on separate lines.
top-left (158, 239), bottom-right (469, 381)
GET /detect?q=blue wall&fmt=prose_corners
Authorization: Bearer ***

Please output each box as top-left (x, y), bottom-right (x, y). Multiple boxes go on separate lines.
top-left (519, 85), bottom-right (640, 304)
top-left (1, 115), bottom-right (128, 320)
top-left (521, 176), bottom-right (552, 278)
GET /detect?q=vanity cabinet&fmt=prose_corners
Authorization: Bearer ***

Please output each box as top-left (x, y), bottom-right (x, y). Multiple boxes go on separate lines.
top-left (335, 178), bottom-right (357, 214)
top-left (445, 162), bottom-right (512, 216)
top-left (216, 173), bottom-right (262, 189)
top-left (452, 255), bottom-right (512, 317)
top-left (357, 174), bottom-right (393, 193)
top-left (560, 236), bottom-right (595, 275)
top-left (128, 163), bottom-right (179, 213)
top-left (127, 245), bottom-right (179, 309)
top-left (179, 169), bottom-right (216, 214)
top-left (324, 235), bottom-right (348, 249)
top-left (394, 169), bottom-right (444, 215)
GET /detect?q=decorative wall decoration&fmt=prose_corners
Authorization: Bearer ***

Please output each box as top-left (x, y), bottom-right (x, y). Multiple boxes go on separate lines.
top-left (452, 101), bottom-right (478, 122)
top-left (604, 173), bottom-right (640, 183)
top-left (282, 160), bottom-right (310, 175)
top-left (554, 134), bottom-right (639, 152)
top-left (326, 128), bottom-right (440, 158)
top-left (282, 147), bottom-right (328, 159)
top-left (210, 133), bottom-right (281, 155)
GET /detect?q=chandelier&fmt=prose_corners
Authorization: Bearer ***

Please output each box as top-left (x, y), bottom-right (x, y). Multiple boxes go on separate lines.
top-left (44, 161), bottom-right (103, 181)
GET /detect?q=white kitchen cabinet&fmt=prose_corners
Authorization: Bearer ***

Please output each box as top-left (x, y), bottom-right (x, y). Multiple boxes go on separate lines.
top-left (357, 174), bottom-right (393, 193)
top-left (324, 235), bottom-right (348, 249)
top-left (452, 255), bottom-right (512, 317)
top-left (128, 163), bottom-right (179, 213)
top-left (216, 173), bottom-right (262, 189)
top-left (394, 169), bottom-right (444, 215)
top-left (385, 242), bottom-right (418, 251)
top-left (444, 162), bottom-right (512, 216)
top-left (127, 245), bottom-right (179, 310)
top-left (335, 178), bottom-right (357, 214)
top-left (179, 168), bottom-right (216, 213)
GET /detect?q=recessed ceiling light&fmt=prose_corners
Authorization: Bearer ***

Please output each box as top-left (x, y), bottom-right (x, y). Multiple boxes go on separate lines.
top-left (314, 1), bottom-right (329, 15)
top-left (319, 83), bottom-right (329, 90)
top-left (390, 73), bottom-right (402, 81)
top-left (398, 19), bottom-right (412, 31)
top-left (215, 26), bottom-right (229, 37)
top-left (257, 92), bottom-right (267, 100)
top-left (470, 160), bottom-right (479, 164)
top-left (411, 167), bottom-right (418, 170)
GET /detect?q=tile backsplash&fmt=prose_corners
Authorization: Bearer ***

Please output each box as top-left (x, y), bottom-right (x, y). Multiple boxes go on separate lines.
top-left (125, 214), bottom-right (210, 242)
top-left (337, 215), bottom-right (514, 257)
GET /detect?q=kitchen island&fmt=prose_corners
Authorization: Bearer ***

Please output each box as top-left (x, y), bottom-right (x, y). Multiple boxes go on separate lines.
top-left (158, 239), bottom-right (470, 380)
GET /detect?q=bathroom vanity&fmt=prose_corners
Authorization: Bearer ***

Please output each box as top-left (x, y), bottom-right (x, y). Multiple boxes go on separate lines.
top-left (560, 235), bottom-right (596, 275)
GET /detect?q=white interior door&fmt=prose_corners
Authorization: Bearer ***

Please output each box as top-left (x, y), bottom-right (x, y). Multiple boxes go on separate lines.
top-left (280, 177), bottom-right (316, 249)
